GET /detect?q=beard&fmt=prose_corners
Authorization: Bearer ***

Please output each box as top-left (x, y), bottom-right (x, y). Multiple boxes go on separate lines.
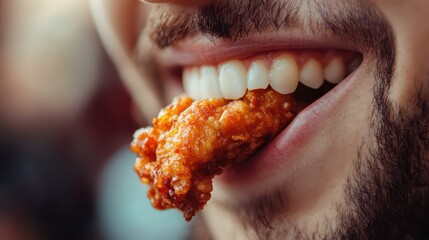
top-left (340, 52), bottom-right (429, 240)
top-left (182, 3), bottom-right (429, 240)
top-left (189, 43), bottom-right (429, 240)
top-left (329, 43), bottom-right (429, 240)
top-left (140, 0), bottom-right (429, 238)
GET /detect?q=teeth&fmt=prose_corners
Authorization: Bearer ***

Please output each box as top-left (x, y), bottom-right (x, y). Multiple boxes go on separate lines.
top-left (200, 66), bottom-right (223, 99)
top-left (183, 67), bottom-right (201, 99)
top-left (183, 52), bottom-right (354, 100)
top-left (219, 60), bottom-right (247, 99)
top-left (299, 59), bottom-right (324, 89)
top-left (269, 54), bottom-right (299, 94)
top-left (247, 61), bottom-right (269, 90)
top-left (324, 57), bottom-right (346, 84)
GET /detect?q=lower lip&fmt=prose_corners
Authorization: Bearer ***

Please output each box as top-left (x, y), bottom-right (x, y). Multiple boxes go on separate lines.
top-left (216, 71), bottom-right (357, 187)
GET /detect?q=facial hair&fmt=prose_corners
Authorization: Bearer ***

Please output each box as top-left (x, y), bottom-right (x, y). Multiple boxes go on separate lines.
top-left (140, 0), bottom-right (429, 239)
top-left (187, 32), bottom-right (429, 240)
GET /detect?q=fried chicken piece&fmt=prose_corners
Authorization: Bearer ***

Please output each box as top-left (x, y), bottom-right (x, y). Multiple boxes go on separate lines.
top-left (131, 88), bottom-right (295, 221)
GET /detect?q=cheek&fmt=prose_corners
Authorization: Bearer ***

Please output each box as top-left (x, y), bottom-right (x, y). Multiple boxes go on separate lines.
top-left (368, 0), bottom-right (429, 107)
top-left (389, 55), bottom-right (428, 110)
top-left (282, 68), bottom-right (376, 217)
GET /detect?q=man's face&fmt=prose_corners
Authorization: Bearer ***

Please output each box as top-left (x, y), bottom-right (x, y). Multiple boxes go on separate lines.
top-left (128, 0), bottom-right (429, 239)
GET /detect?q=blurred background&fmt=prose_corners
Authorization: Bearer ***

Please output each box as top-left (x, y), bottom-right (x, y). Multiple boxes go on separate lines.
top-left (0, 0), bottom-right (190, 239)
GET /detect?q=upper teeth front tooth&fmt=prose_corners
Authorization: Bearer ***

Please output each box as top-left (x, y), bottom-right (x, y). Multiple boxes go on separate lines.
top-left (269, 54), bottom-right (299, 94)
top-left (324, 57), bottom-right (346, 84)
top-left (247, 60), bottom-right (269, 91)
top-left (183, 67), bottom-right (201, 99)
top-left (219, 60), bottom-right (247, 99)
top-left (299, 58), bottom-right (324, 89)
top-left (200, 66), bottom-right (223, 99)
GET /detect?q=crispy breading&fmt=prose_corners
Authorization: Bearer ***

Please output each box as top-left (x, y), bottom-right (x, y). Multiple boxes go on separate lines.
top-left (131, 89), bottom-right (295, 221)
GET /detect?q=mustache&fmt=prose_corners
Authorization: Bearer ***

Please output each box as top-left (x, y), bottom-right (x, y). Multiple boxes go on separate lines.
top-left (143, 0), bottom-right (391, 56)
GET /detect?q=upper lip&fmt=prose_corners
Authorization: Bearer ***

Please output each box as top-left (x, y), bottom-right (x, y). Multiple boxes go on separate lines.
top-left (157, 31), bottom-right (363, 68)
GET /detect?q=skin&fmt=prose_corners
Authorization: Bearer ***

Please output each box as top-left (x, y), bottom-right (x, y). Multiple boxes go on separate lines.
top-left (92, 0), bottom-right (429, 239)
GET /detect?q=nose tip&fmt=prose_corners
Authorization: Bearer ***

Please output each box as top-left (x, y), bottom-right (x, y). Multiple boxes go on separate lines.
top-left (142, 0), bottom-right (208, 7)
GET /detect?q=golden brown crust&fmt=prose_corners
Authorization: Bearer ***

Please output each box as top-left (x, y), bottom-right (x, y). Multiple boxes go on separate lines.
top-left (131, 89), bottom-right (295, 221)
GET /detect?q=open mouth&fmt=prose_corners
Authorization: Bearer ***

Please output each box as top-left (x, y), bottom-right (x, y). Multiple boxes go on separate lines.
top-left (173, 49), bottom-right (363, 184)
top-left (180, 49), bottom-right (362, 110)
top-left (133, 40), bottom-right (364, 220)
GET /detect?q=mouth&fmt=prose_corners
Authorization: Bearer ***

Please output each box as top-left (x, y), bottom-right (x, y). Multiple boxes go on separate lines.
top-left (159, 35), bottom-right (363, 190)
